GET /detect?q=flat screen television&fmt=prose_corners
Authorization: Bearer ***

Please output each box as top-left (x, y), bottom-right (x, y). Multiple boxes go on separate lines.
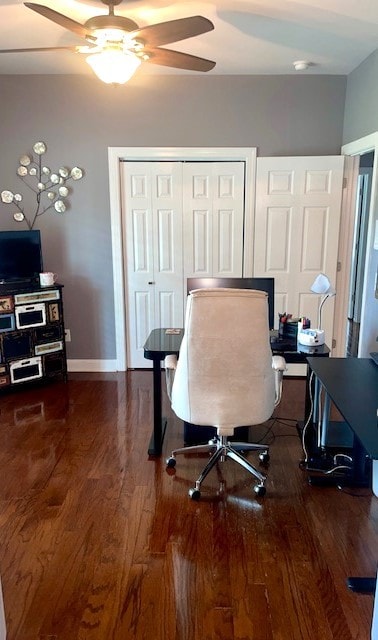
top-left (0, 230), bottom-right (43, 284)
top-left (187, 277), bottom-right (275, 330)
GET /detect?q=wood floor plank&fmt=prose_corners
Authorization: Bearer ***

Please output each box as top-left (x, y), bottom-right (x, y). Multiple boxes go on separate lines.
top-left (0, 373), bottom-right (376, 639)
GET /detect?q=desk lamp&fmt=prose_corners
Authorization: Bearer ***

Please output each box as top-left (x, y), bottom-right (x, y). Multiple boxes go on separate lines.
top-left (311, 273), bottom-right (336, 326)
top-left (298, 273), bottom-right (335, 346)
top-left (310, 273), bottom-right (336, 345)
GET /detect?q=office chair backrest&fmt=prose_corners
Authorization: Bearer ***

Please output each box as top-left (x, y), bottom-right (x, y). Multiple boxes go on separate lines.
top-left (171, 288), bottom-right (276, 435)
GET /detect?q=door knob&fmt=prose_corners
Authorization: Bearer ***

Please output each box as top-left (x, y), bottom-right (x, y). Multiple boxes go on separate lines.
top-left (148, 281), bottom-right (155, 285)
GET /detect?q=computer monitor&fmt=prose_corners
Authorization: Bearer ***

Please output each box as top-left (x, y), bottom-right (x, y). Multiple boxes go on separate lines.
top-left (187, 277), bottom-right (275, 330)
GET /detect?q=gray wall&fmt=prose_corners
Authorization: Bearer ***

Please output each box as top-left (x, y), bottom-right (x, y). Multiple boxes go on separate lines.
top-left (0, 73), bottom-right (346, 362)
top-left (343, 48), bottom-right (378, 144)
top-left (343, 49), bottom-right (378, 357)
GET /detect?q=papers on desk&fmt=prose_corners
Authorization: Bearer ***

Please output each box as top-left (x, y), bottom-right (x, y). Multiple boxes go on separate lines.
top-left (165, 329), bottom-right (182, 335)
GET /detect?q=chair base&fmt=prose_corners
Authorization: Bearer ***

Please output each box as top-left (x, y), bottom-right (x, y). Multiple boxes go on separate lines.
top-left (166, 435), bottom-right (269, 499)
top-left (183, 421), bottom-right (249, 445)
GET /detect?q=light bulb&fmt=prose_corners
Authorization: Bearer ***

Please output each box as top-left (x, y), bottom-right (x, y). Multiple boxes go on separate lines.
top-left (87, 50), bottom-right (141, 85)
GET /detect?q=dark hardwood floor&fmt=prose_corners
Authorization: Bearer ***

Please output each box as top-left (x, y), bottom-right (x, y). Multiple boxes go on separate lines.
top-left (0, 372), bottom-right (376, 639)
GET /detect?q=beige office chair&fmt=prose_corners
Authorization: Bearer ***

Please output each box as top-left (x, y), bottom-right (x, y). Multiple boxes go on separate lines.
top-left (165, 288), bottom-right (286, 499)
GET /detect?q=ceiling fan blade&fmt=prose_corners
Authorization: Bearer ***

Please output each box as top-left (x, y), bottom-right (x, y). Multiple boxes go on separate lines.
top-left (132, 16), bottom-right (214, 47)
top-left (0, 46), bottom-right (78, 54)
top-left (146, 47), bottom-right (215, 72)
top-left (24, 3), bottom-right (89, 41)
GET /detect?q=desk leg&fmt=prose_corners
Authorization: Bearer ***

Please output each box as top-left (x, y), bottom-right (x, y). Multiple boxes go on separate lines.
top-left (348, 573), bottom-right (378, 640)
top-left (347, 577), bottom-right (376, 593)
top-left (148, 358), bottom-right (167, 457)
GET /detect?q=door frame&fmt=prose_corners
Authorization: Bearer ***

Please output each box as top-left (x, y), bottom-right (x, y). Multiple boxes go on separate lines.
top-left (108, 147), bottom-right (257, 370)
top-left (341, 132), bottom-right (378, 356)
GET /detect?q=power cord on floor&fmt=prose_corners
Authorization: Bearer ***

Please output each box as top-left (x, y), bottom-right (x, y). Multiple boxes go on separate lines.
top-left (297, 376), bottom-right (359, 480)
top-left (273, 417), bottom-right (298, 429)
top-left (301, 370), bottom-right (315, 464)
top-left (255, 416), bottom-right (302, 446)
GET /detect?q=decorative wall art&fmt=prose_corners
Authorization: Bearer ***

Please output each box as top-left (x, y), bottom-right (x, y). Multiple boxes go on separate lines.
top-left (1, 142), bottom-right (84, 229)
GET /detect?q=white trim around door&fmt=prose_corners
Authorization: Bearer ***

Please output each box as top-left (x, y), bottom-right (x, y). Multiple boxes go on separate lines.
top-left (108, 147), bottom-right (257, 371)
top-left (341, 133), bottom-right (378, 357)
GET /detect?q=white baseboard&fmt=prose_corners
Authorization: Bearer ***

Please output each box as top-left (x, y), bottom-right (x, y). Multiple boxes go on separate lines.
top-left (67, 359), bottom-right (119, 372)
top-left (67, 360), bottom-right (307, 376)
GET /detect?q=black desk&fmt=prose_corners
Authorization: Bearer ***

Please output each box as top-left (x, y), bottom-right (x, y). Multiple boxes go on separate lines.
top-left (306, 357), bottom-right (378, 629)
top-left (307, 357), bottom-right (378, 463)
top-left (143, 328), bottom-right (330, 456)
top-left (143, 329), bottom-right (184, 456)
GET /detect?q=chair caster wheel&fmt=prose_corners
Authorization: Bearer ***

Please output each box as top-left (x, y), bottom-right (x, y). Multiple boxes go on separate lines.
top-left (259, 451), bottom-right (270, 464)
top-left (254, 484), bottom-right (266, 497)
top-left (166, 456), bottom-right (176, 468)
top-left (188, 488), bottom-right (201, 500)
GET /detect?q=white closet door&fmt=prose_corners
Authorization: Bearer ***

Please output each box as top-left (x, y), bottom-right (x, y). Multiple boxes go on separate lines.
top-left (183, 162), bottom-right (245, 277)
top-left (121, 160), bottom-right (246, 368)
top-left (121, 162), bottom-right (183, 368)
top-left (255, 156), bottom-right (344, 345)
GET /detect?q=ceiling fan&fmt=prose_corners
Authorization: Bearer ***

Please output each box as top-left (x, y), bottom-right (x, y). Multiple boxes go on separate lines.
top-left (0, 1), bottom-right (216, 83)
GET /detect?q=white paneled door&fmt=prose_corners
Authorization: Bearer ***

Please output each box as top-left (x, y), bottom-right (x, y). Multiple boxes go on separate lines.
top-left (121, 162), bottom-right (184, 368)
top-left (121, 161), bottom-right (245, 367)
top-left (255, 156), bottom-right (345, 346)
top-left (183, 162), bottom-right (245, 277)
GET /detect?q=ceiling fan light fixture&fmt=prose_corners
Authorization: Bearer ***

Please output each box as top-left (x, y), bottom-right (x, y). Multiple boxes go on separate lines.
top-left (84, 15), bottom-right (139, 35)
top-left (7, 4), bottom-right (216, 77)
top-left (91, 28), bottom-right (129, 45)
top-left (86, 49), bottom-right (141, 84)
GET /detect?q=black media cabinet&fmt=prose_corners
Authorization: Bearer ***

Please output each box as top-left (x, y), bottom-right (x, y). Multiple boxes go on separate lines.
top-left (0, 283), bottom-right (67, 389)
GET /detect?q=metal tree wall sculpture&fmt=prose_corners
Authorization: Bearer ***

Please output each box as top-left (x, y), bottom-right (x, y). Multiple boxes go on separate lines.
top-left (1, 141), bottom-right (84, 229)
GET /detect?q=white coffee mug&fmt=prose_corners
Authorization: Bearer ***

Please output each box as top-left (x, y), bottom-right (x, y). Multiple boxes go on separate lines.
top-left (39, 272), bottom-right (57, 287)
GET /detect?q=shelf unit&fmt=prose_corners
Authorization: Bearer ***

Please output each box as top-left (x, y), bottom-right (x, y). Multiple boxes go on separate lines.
top-left (0, 283), bottom-right (67, 389)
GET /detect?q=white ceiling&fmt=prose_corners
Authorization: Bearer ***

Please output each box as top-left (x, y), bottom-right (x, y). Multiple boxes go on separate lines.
top-left (1, 0), bottom-right (378, 78)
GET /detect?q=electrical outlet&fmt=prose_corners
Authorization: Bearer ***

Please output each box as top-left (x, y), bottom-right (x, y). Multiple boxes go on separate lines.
top-left (65, 329), bottom-right (71, 342)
